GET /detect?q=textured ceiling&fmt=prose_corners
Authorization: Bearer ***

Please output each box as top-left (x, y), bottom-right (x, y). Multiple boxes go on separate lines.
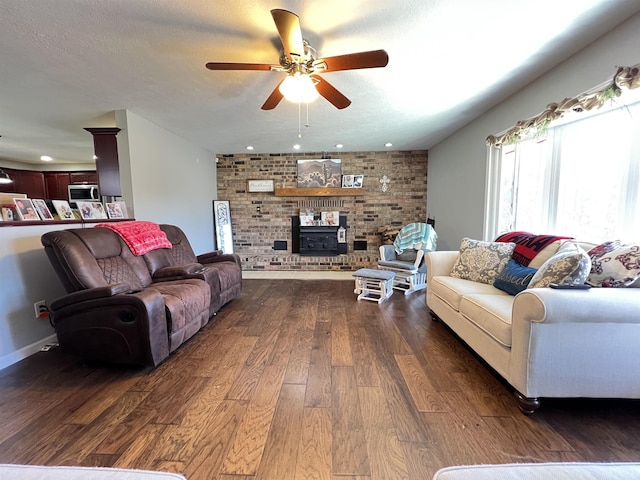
top-left (1, 0), bottom-right (640, 165)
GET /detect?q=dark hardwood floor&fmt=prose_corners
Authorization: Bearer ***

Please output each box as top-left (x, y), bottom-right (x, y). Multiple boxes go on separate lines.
top-left (1, 279), bottom-right (640, 479)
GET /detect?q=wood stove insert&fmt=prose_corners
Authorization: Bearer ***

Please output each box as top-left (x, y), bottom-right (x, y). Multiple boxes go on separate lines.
top-left (291, 215), bottom-right (347, 256)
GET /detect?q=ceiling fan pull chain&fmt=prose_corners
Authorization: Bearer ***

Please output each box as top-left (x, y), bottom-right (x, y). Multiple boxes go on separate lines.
top-left (305, 102), bottom-right (311, 129)
top-left (298, 102), bottom-right (302, 138)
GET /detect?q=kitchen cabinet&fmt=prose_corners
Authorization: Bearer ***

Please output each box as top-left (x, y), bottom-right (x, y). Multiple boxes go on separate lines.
top-left (0, 168), bottom-right (97, 200)
top-left (13, 170), bottom-right (46, 199)
top-left (44, 173), bottom-right (71, 200)
top-left (69, 172), bottom-right (98, 184)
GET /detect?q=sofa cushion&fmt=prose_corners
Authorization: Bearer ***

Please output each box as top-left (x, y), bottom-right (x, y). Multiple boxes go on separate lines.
top-left (396, 248), bottom-right (418, 262)
top-left (529, 240), bottom-right (597, 269)
top-left (528, 240), bottom-right (561, 269)
top-left (493, 259), bottom-right (537, 295)
top-left (586, 241), bottom-right (640, 287)
top-left (378, 259), bottom-right (418, 272)
top-left (459, 294), bottom-right (514, 347)
top-left (528, 241), bottom-right (591, 288)
top-left (431, 275), bottom-right (509, 312)
top-left (149, 279), bottom-right (210, 334)
top-left (450, 238), bottom-right (516, 284)
top-left (159, 224), bottom-right (199, 264)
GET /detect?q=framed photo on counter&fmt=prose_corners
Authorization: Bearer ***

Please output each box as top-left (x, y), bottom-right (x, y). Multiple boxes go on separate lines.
top-left (52, 200), bottom-right (75, 220)
top-left (32, 199), bottom-right (54, 220)
top-left (77, 201), bottom-right (107, 220)
top-left (106, 201), bottom-right (128, 219)
top-left (13, 198), bottom-right (40, 221)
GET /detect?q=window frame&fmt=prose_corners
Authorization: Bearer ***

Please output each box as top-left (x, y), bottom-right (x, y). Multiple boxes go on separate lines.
top-left (485, 98), bottom-right (640, 243)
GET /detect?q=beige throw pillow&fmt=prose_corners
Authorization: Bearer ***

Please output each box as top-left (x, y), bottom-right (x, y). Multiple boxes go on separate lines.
top-left (450, 238), bottom-right (516, 285)
top-left (528, 241), bottom-right (591, 288)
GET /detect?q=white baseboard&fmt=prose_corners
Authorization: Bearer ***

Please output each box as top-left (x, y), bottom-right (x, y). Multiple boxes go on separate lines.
top-left (0, 334), bottom-right (59, 371)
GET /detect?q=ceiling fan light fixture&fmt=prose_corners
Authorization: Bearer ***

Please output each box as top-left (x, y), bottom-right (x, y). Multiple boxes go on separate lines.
top-left (279, 73), bottom-right (319, 104)
top-left (0, 169), bottom-right (13, 184)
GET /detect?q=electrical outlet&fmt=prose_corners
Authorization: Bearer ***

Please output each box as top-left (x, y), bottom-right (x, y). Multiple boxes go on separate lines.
top-left (34, 300), bottom-right (46, 319)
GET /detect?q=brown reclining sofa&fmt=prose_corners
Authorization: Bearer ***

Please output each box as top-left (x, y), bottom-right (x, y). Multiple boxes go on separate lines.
top-left (41, 223), bottom-right (242, 366)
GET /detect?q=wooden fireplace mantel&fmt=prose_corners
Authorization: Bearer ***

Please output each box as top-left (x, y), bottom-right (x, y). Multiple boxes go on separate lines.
top-left (274, 187), bottom-right (364, 197)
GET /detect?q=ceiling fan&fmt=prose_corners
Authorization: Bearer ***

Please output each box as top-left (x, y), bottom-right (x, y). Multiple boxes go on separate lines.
top-left (205, 9), bottom-right (389, 110)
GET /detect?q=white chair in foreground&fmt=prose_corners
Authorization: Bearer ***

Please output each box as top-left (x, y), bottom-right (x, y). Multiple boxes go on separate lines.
top-left (378, 222), bottom-right (437, 295)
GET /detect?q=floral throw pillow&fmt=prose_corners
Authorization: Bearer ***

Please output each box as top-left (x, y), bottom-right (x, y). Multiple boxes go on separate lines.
top-left (450, 238), bottom-right (515, 284)
top-left (586, 241), bottom-right (640, 287)
top-left (528, 241), bottom-right (591, 288)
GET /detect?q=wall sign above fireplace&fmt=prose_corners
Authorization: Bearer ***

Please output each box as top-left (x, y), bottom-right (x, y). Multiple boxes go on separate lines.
top-left (247, 179), bottom-right (275, 192)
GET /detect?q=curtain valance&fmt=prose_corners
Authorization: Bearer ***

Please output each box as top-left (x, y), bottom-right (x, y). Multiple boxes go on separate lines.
top-left (486, 64), bottom-right (640, 147)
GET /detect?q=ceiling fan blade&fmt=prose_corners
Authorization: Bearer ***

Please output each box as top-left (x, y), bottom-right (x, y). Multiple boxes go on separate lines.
top-left (312, 76), bottom-right (351, 109)
top-left (316, 49), bottom-right (389, 72)
top-left (271, 9), bottom-right (305, 60)
top-left (261, 80), bottom-right (285, 110)
top-left (206, 62), bottom-right (273, 71)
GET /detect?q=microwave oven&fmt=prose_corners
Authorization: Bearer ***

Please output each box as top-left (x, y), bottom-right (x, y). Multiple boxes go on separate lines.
top-left (68, 184), bottom-right (100, 202)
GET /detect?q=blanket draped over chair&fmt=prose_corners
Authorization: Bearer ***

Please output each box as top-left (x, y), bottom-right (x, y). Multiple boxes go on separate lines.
top-left (96, 220), bottom-right (172, 256)
top-left (394, 222), bottom-right (437, 254)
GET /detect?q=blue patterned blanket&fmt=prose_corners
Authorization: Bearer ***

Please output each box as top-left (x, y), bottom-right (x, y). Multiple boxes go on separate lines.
top-left (394, 223), bottom-right (437, 254)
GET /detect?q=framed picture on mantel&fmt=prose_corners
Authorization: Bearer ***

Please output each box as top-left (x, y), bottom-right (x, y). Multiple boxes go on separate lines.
top-left (297, 159), bottom-right (342, 188)
top-left (213, 200), bottom-right (234, 254)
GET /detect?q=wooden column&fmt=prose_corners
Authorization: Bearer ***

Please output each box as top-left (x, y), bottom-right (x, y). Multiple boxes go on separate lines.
top-left (84, 127), bottom-right (121, 196)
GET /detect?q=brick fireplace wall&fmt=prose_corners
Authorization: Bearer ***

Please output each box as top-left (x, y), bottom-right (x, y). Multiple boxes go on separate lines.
top-left (216, 150), bottom-right (428, 270)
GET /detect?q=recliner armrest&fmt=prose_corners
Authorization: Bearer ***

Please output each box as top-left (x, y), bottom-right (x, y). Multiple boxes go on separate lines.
top-left (196, 250), bottom-right (223, 263)
top-left (50, 283), bottom-right (131, 311)
top-left (152, 263), bottom-right (204, 280)
top-left (198, 252), bottom-right (241, 267)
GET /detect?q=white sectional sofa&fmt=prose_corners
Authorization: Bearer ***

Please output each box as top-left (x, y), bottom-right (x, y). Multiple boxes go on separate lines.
top-left (425, 238), bottom-right (640, 413)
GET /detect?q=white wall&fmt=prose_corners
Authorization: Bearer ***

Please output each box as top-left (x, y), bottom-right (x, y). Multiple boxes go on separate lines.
top-left (0, 224), bottom-right (79, 369)
top-left (116, 110), bottom-right (218, 254)
top-left (427, 12), bottom-right (640, 251)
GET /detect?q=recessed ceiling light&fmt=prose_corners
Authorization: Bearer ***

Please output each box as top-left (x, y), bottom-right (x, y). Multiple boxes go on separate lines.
top-left (246, 146), bottom-right (254, 150)
top-left (293, 144), bottom-right (301, 150)
top-left (335, 144), bottom-right (343, 148)
top-left (384, 143), bottom-right (393, 147)
top-left (40, 155), bottom-right (53, 161)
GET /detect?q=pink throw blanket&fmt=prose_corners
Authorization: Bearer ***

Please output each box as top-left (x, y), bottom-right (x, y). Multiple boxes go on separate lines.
top-left (96, 221), bottom-right (172, 256)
